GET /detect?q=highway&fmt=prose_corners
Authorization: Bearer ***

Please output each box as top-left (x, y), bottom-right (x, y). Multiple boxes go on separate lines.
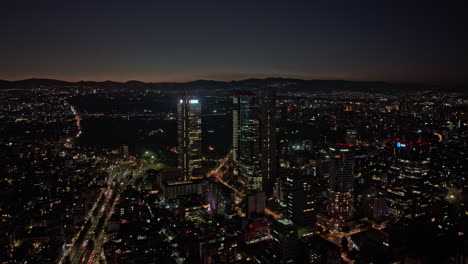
top-left (55, 104), bottom-right (139, 264)
top-left (84, 169), bottom-right (139, 264)
top-left (69, 105), bottom-right (82, 138)
top-left (57, 166), bottom-right (133, 264)
top-left (79, 165), bottom-right (146, 264)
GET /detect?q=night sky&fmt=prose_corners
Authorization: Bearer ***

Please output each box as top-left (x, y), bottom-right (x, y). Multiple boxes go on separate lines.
top-left (1, 1), bottom-right (467, 83)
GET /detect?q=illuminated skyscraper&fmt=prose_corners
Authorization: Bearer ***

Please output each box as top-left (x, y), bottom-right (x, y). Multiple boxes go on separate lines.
top-left (232, 96), bottom-right (240, 162)
top-left (283, 173), bottom-right (316, 226)
top-left (328, 143), bottom-right (355, 224)
top-left (233, 92), bottom-right (261, 191)
top-left (386, 139), bottom-right (432, 222)
top-left (271, 218), bottom-right (298, 264)
top-left (177, 95), bottom-right (202, 180)
top-left (260, 87), bottom-right (278, 195)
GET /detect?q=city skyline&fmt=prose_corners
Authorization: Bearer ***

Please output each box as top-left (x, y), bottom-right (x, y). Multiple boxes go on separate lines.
top-left (1, 72), bottom-right (466, 263)
top-left (1, 1), bottom-right (467, 263)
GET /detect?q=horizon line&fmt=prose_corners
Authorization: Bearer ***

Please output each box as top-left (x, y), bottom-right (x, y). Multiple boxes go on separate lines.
top-left (1, 76), bottom-right (466, 86)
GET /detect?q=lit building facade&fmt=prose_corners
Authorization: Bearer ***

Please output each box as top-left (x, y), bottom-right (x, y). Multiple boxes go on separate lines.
top-left (233, 92), bottom-right (262, 191)
top-left (163, 179), bottom-right (202, 201)
top-left (204, 178), bottom-right (236, 215)
top-left (244, 216), bottom-right (271, 244)
top-left (177, 96), bottom-right (202, 180)
top-left (271, 218), bottom-right (298, 264)
top-left (260, 87), bottom-right (278, 195)
top-left (283, 173), bottom-right (316, 227)
top-left (386, 139), bottom-right (432, 222)
top-left (328, 143), bottom-right (355, 224)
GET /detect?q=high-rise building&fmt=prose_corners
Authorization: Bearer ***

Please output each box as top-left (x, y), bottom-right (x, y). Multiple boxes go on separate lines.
top-left (260, 87), bottom-right (278, 195)
top-left (283, 173), bottom-right (316, 227)
top-left (177, 95), bottom-right (202, 180)
top-left (362, 195), bottom-right (388, 220)
top-left (233, 92), bottom-right (261, 191)
top-left (271, 218), bottom-right (298, 264)
top-left (246, 191), bottom-right (266, 219)
top-left (232, 96), bottom-right (240, 162)
top-left (204, 178), bottom-right (235, 215)
top-left (328, 143), bottom-right (355, 224)
top-left (385, 139), bottom-right (432, 222)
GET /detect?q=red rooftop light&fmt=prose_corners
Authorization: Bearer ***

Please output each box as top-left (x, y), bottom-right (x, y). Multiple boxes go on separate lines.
top-left (336, 143), bottom-right (353, 147)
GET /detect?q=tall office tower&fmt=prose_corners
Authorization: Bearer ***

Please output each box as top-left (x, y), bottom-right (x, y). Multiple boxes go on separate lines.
top-left (232, 96), bottom-right (240, 162)
top-left (177, 95), bottom-right (202, 180)
top-left (328, 143), bottom-right (355, 223)
top-left (260, 87), bottom-right (278, 195)
top-left (233, 92), bottom-right (262, 191)
top-left (271, 218), bottom-right (298, 264)
top-left (386, 139), bottom-right (432, 222)
top-left (283, 173), bottom-right (316, 226)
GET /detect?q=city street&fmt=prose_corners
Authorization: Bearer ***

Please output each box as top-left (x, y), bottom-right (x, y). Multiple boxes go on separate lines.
top-left (58, 167), bottom-right (132, 264)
